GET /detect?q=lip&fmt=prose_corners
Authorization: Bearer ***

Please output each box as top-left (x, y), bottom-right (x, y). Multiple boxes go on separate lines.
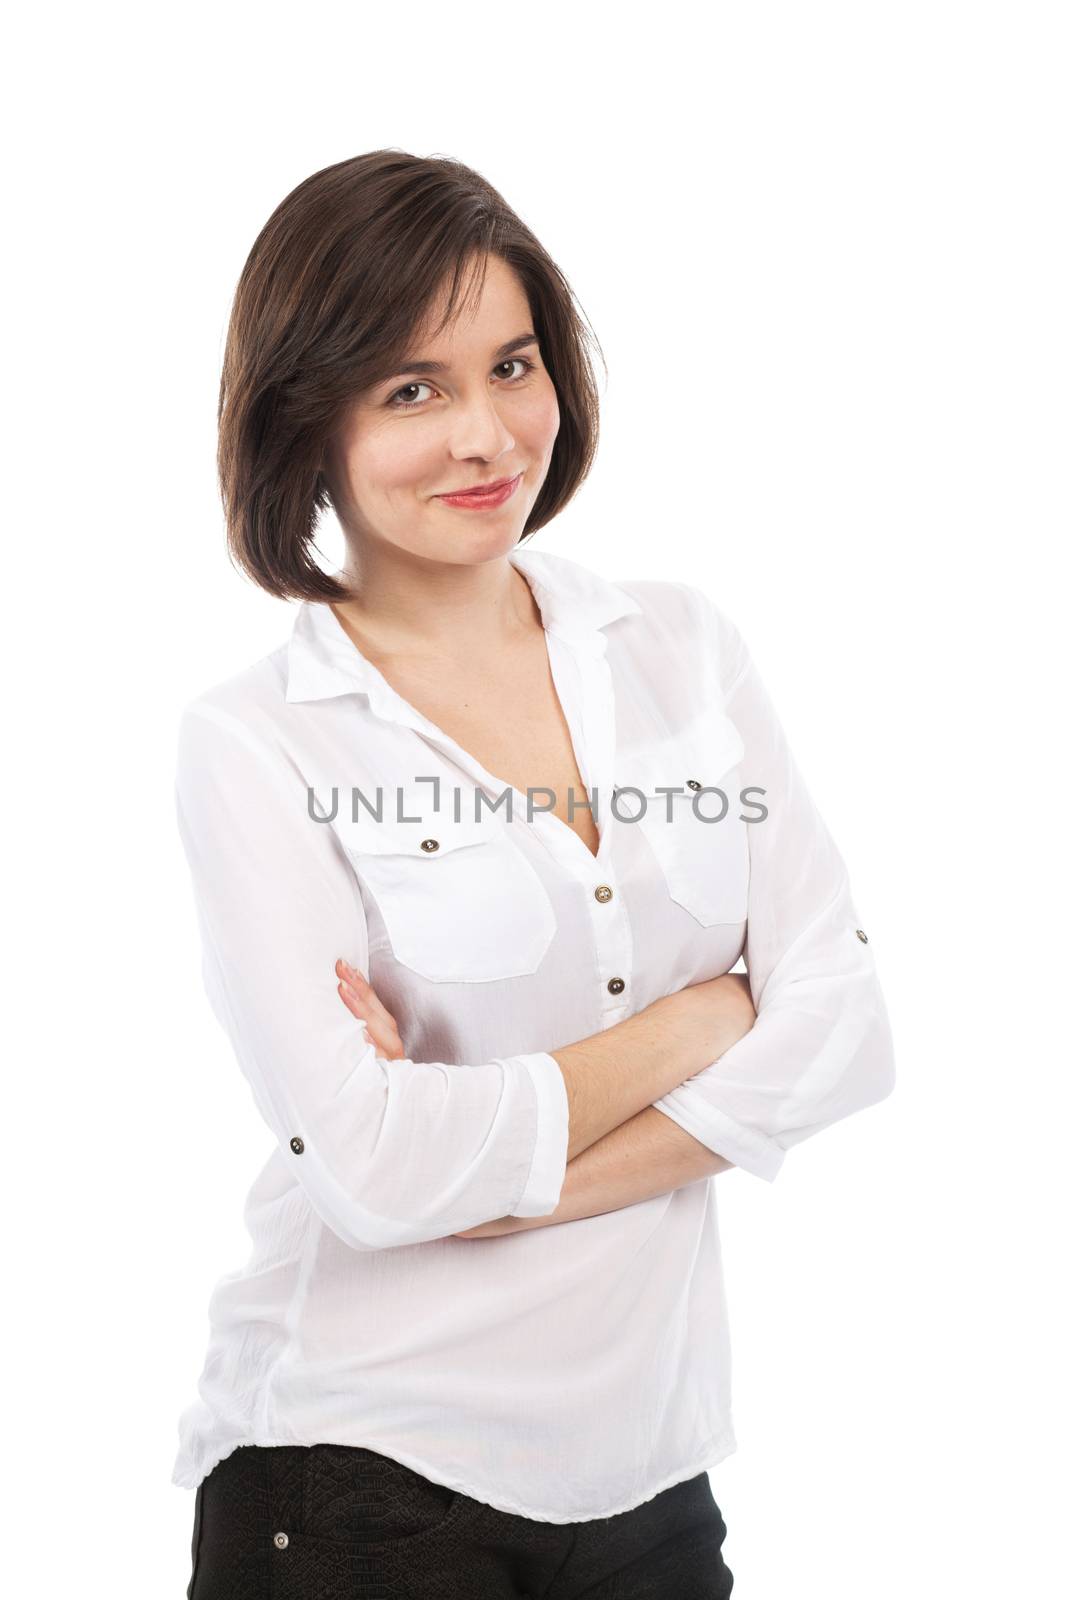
top-left (435, 472), bottom-right (522, 509)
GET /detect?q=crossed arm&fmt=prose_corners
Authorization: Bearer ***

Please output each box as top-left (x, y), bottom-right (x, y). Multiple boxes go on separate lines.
top-left (333, 957), bottom-right (733, 1240)
top-left (464, 1102), bottom-right (734, 1238)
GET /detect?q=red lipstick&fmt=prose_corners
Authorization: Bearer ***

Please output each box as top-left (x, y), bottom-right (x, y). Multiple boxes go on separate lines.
top-left (435, 472), bottom-right (522, 511)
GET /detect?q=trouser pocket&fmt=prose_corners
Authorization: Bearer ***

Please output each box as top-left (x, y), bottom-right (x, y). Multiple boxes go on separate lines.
top-left (269, 1445), bottom-right (477, 1600)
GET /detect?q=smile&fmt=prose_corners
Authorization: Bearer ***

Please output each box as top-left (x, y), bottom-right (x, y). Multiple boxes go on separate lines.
top-left (434, 473), bottom-right (523, 510)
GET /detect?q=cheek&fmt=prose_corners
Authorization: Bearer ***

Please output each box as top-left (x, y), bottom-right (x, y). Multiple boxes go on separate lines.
top-left (520, 385), bottom-right (561, 454)
top-left (351, 421), bottom-right (439, 491)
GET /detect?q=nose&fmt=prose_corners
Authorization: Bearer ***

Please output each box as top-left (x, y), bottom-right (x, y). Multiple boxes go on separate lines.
top-left (448, 392), bottom-right (515, 462)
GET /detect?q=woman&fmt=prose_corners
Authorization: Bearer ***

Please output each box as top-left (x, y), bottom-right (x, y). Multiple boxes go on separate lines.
top-left (175, 150), bottom-right (895, 1598)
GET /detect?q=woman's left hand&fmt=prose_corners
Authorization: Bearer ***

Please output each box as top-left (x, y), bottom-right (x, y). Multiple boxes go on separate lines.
top-left (334, 958), bottom-right (528, 1241)
top-left (335, 958), bottom-right (404, 1059)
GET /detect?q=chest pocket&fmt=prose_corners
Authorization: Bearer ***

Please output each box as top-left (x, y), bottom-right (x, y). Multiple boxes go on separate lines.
top-left (616, 710), bottom-right (750, 928)
top-left (337, 815), bottom-right (557, 984)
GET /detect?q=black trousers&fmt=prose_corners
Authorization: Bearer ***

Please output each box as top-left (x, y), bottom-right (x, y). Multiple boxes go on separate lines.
top-left (186, 1441), bottom-right (734, 1598)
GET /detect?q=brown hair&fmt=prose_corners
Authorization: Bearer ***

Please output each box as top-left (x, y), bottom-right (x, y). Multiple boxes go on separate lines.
top-left (217, 149), bottom-right (605, 602)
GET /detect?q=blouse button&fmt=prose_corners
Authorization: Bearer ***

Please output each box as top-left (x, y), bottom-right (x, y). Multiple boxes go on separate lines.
top-left (685, 778), bottom-right (702, 790)
top-left (420, 839), bottom-right (439, 852)
top-left (289, 1136), bottom-right (304, 1155)
top-left (607, 977), bottom-right (626, 995)
top-left (594, 885), bottom-right (614, 903)
top-left (856, 928), bottom-right (869, 943)
top-left (273, 1532), bottom-right (290, 1549)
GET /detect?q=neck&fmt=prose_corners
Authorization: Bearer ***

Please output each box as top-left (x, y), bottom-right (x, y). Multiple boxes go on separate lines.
top-left (330, 544), bottom-right (542, 666)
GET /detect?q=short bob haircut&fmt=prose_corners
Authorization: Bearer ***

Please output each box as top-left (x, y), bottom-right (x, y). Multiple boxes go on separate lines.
top-left (217, 149), bottom-right (605, 603)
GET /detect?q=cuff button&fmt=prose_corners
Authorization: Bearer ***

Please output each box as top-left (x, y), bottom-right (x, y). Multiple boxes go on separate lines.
top-left (289, 1136), bottom-right (305, 1154)
top-left (856, 929), bottom-right (869, 943)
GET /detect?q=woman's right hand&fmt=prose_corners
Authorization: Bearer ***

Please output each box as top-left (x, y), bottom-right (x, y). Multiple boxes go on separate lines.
top-left (652, 971), bottom-right (757, 1065)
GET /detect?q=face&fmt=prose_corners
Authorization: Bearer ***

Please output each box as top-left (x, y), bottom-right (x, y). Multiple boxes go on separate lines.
top-left (324, 254), bottom-right (560, 567)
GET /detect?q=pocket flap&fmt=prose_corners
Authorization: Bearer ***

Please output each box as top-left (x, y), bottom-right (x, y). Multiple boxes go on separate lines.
top-left (332, 808), bottom-right (557, 982)
top-left (615, 709), bottom-right (745, 801)
top-left (336, 812), bottom-right (505, 860)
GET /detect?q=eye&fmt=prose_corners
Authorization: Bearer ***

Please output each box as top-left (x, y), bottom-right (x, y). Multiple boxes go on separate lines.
top-left (495, 353), bottom-right (537, 380)
top-left (496, 356), bottom-right (535, 382)
top-left (387, 380), bottom-right (436, 410)
top-left (385, 356), bottom-right (538, 412)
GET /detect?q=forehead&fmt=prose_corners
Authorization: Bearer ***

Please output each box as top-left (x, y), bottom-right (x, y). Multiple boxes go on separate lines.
top-left (408, 254), bottom-right (533, 357)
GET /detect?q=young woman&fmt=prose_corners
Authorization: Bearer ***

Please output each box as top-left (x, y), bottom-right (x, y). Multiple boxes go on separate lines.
top-left (175, 149), bottom-right (895, 1599)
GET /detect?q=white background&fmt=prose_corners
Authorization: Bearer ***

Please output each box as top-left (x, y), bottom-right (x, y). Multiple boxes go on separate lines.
top-left (6, 3), bottom-right (1064, 1595)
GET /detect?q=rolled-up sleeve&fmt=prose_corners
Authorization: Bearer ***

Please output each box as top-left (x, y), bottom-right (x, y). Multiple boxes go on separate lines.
top-left (651, 590), bottom-right (896, 1181)
top-left (175, 698), bottom-right (570, 1249)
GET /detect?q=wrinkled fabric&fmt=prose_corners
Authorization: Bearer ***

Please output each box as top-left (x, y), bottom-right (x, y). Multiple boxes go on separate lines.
top-left (171, 543), bottom-right (894, 1519)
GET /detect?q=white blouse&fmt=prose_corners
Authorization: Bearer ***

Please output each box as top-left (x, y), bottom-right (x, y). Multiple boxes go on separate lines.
top-left (170, 543), bottom-right (895, 1522)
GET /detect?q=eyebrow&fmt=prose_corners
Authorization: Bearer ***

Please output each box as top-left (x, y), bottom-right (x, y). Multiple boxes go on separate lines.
top-left (383, 332), bottom-right (539, 380)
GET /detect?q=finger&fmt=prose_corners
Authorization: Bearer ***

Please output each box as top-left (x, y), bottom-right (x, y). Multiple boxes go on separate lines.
top-left (338, 961), bottom-right (401, 1037)
top-left (336, 979), bottom-right (404, 1059)
top-left (337, 980), bottom-right (378, 1033)
top-left (335, 963), bottom-right (377, 1017)
top-left (337, 983), bottom-right (394, 1053)
top-left (361, 1004), bottom-right (403, 1059)
top-left (336, 957), bottom-right (367, 984)
top-left (336, 979), bottom-right (367, 1020)
top-left (336, 962), bottom-right (406, 1058)
top-left (335, 978), bottom-right (391, 1048)
top-left (336, 960), bottom-right (386, 1017)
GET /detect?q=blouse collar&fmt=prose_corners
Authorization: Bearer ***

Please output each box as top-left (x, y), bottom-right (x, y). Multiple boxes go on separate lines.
top-left (284, 543), bottom-right (643, 707)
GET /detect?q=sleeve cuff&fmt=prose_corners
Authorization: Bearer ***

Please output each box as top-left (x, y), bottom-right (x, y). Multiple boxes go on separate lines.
top-left (651, 1091), bottom-right (787, 1183)
top-left (511, 1051), bottom-right (571, 1216)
